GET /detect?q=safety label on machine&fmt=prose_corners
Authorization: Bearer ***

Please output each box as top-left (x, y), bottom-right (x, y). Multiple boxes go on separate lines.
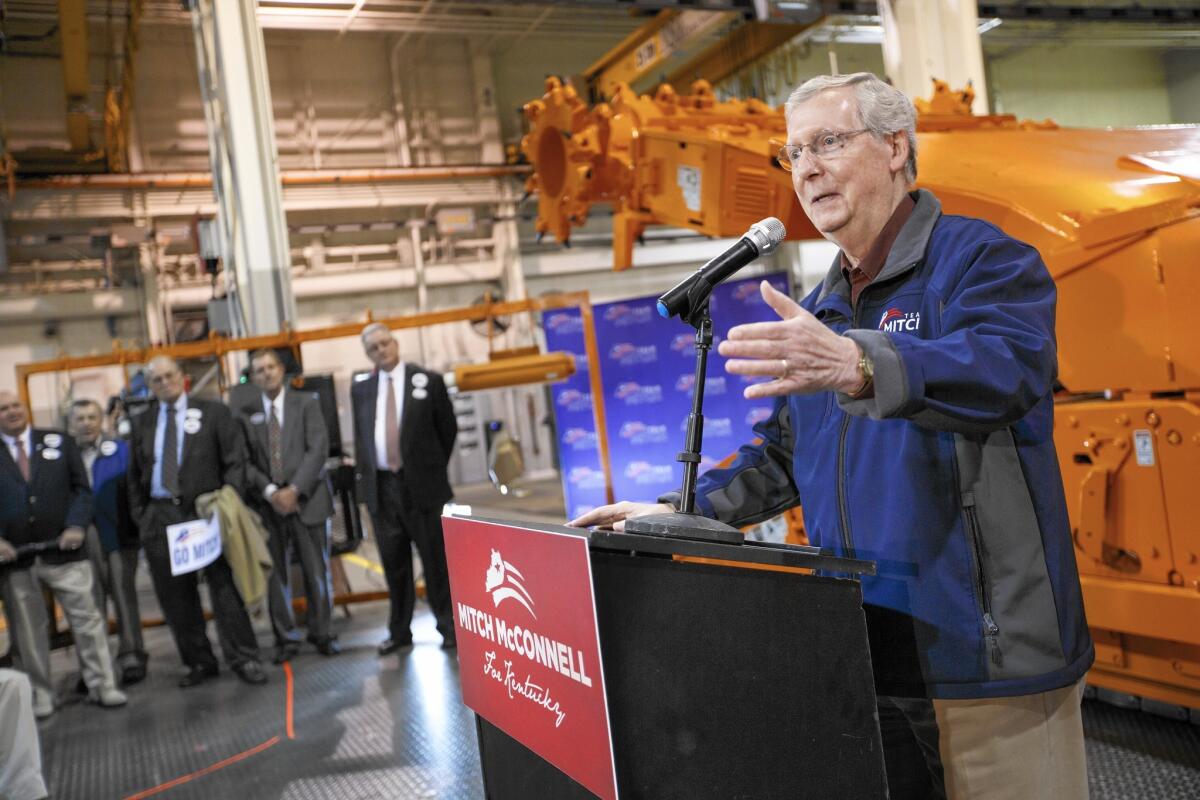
top-left (677, 165), bottom-right (702, 212)
top-left (1133, 430), bottom-right (1155, 467)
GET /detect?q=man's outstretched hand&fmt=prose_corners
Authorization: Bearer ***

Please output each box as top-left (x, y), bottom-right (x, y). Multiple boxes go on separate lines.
top-left (567, 502), bottom-right (675, 532)
top-left (719, 280), bottom-right (863, 398)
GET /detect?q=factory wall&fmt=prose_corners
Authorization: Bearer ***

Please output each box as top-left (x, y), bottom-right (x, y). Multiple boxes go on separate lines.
top-left (986, 43), bottom-right (1175, 127)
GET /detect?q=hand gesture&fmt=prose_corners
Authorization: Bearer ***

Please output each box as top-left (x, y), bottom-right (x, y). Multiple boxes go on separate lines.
top-left (718, 281), bottom-right (863, 398)
top-left (271, 486), bottom-right (300, 516)
top-left (58, 526), bottom-right (86, 550)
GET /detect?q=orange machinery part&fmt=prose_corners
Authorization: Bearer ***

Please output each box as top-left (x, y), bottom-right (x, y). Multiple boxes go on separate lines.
top-left (523, 77), bottom-right (1200, 709)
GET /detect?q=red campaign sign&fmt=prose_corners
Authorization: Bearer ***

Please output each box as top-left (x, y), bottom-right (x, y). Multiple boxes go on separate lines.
top-left (443, 516), bottom-right (618, 800)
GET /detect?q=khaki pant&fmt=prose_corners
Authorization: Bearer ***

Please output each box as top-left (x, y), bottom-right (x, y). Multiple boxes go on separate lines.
top-left (936, 679), bottom-right (1089, 800)
top-left (0, 559), bottom-right (120, 702)
top-left (0, 669), bottom-right (48, 800)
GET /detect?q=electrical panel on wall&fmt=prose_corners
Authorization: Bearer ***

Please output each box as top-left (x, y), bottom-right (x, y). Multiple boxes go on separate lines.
top-left (448, 392), bottom-right (487, 486)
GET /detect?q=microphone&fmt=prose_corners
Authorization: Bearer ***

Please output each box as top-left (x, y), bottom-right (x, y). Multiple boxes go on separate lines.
top-left (656, 217), bottom-right (787, 323)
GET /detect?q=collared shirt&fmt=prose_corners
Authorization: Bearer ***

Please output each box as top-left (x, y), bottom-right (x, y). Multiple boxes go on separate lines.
top-left (374, 363), bottom-right (407, 471)
top-left (1, 427), bottom-right (33, 475)
top-left (80, 441), bottom-right (100, 486)
top-left (262, 388), bottom-right (285, 429)
top-left (151, 393), bottom-right (188, 499)
top-left (840, 193), bottom-right (916, 308)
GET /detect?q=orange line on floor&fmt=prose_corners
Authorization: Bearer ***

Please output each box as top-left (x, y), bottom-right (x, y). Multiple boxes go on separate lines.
top-left (121, 657), bottom-right (301, 798)
top-left (121, 735), bottom-right (281, 800)
top-left (284, 661), bottom-right (296, 740)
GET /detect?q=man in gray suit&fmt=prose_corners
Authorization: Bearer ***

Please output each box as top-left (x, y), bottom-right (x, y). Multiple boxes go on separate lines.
top-left (238, 350), bottom-right (338, 662)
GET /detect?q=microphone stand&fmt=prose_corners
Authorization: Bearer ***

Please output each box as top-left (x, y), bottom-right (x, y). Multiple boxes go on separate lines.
top-left (625, 301), bottom-right (744, 544)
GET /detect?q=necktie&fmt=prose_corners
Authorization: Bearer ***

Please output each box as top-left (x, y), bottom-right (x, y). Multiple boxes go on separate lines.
top-left (15, 438), bottom-right (30, 483)
top-left (269, 404), bottom-right (285, 483)
top-left (161, 404), bottom-right (180, 495)
top-left (385, 373), bottom-right (402, 472)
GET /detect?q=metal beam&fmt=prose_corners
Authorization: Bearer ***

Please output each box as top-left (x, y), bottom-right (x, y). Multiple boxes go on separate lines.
top-left (666, 20), bottom-right (815, 93)
top-left (587, 9), bottom-right (739, 99)
top-left (56, 0), bottom-right (92, 151)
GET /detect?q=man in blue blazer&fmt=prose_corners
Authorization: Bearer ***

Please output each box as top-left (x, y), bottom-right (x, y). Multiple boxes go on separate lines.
top-left (0, 390), bottom-right (126, 717)
top-left (70, 398), bottom-right (148, 685)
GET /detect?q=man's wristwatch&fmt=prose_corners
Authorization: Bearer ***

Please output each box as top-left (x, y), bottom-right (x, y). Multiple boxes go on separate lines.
top-left (848, 347), bottom-right (874, 397)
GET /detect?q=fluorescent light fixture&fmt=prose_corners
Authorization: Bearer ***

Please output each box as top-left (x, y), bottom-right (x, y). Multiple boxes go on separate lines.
top-left (977, 18), bottom-right (1003, 34)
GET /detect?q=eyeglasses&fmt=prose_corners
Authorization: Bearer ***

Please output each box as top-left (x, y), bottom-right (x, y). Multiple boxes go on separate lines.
top-left (775, 129), bottom-right (869, 171)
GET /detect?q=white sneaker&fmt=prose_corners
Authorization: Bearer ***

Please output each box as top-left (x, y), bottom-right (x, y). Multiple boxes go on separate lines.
top-left (88, 686), bottom-right (128, 708)
top-left (32, 688), bottom-right (55, 719)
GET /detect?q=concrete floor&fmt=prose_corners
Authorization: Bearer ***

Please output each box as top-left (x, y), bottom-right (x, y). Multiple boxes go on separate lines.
top-left (7, 478), bottom-right (1200, 798)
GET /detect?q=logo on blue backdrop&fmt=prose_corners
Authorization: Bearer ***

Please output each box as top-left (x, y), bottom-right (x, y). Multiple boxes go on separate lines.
top-left (680, 416), bottom-right (732, 438)
top-left (608, 343), bottom-right (658, 366)
top-left (670, 333), bottom-right (695, 355)
top-left (604, 304), bottom-right (654, 327)
top-left (545, 312), bottom-right (584, 334)
top-left (745, 407), bottom-right (773, 426)
top-left (556, 390), bottom-right (593, 412)
top-left (568, 466), bottom-right (607, 489)
top-left (624, 461), bottom-right (675, 485)
top-left (562, 428), bottom-right (598, 451)
top-left (619, 421), bottom-right (668, 444)
top-left (674, 374), bottom-right (727, 395)
top-left (614, 382), bottom-right (662, 405)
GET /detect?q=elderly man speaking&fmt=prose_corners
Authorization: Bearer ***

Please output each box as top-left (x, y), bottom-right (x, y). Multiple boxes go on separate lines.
top-left (571, 73), bottom-right (1093, 800)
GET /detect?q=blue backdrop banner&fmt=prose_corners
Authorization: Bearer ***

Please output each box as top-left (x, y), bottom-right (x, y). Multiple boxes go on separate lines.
top-left (543, 272), bottom-right (791, 520)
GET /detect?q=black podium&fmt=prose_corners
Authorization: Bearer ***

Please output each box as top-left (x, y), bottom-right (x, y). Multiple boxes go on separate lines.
top-left (472, 521), bottom-right (887, 799)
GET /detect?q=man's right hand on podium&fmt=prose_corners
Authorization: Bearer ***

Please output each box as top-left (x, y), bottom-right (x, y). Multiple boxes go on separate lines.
top-left (567, 501), bottom-right (675, 531)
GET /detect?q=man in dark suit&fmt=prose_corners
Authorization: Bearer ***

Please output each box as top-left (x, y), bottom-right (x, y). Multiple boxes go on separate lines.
top-left (0, 390), bottom-right (126, 717)
top-left (237, 349), bottom-right (339, 663)
top-left (351, 323), bottom-right (458, 653)
top-left (127, 356), bottom-right (267, 687)
top-left (70, 398), bottom-right (148, 685)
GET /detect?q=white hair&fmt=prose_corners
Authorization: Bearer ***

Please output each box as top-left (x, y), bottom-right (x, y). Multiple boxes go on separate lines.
top-left (785, 72), bottom-right (918, 183)
top-left (359, 322), bottom-right (392, 345)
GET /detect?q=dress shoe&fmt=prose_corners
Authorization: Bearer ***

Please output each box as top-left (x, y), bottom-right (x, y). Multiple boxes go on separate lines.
top-left (121, 662), bottom-right (147, 686)
top-left (178, 664), bottom-right (219, 688)
top-left (88, 686), bottom-right (128, 708)
top-left (309, 637), bottom-right (341, 656)
top-left (232, 661), bottom-right (268, 685)
top-left (273, 642), bottom-right (301, 664)
top-left (378, 638), bottom-right (413, 656)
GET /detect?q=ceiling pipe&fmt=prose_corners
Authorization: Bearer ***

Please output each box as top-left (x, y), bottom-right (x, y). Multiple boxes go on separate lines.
top-left (17, 164), bottom-right (531, 191)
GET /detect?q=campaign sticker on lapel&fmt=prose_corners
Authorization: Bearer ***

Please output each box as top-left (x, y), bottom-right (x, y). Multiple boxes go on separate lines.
top-left (249, 412), bottom-right (266, 425)
top-left (42, 447), bottom-right (61, 460)
top-left (43, 433), bottom-right (63, 447)
top-left (186, 408), bottom-right (203, 420)
top-left (183, 419), bottom-right (202, 435)
top-left (411, 373), bottom-right (429, 389)
top-left (412, 388), bottom-right (428, 400)
top-left (100, 440), bottom-right (118, 457)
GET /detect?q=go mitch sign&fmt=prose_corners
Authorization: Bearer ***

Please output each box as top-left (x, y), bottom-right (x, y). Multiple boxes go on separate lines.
top-left (442, 516), bottom-right (618, 800)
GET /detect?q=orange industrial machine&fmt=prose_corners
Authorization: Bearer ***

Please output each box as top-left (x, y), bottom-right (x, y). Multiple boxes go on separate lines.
top-left (522, 76), bottom-right (1200, 711)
